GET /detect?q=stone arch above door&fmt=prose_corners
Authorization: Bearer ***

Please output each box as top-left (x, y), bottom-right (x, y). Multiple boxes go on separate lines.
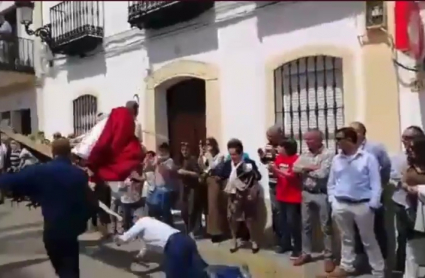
top-left (143, 60), bottom-right (222, 150)
top-left (265, 45), bottom-right (356, 131)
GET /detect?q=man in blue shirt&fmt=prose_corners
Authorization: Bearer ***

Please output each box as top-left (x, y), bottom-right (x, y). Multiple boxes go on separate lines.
top-left (0, 138), bottom-right (97, 278)
top-left (326, 127), bottom-right (384, 278)
top-left (349, 122), bottom-right (391, 262)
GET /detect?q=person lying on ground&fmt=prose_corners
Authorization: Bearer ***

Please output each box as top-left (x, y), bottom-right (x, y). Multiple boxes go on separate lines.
top-left (114, 215), bottom-right (208, 278)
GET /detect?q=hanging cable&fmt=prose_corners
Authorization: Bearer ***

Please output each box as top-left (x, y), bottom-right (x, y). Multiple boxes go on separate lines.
top-left (393, 58), bottom-right (421, 72)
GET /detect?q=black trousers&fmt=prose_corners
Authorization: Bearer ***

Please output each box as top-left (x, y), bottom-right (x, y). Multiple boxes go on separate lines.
top-left (269, 187), bottom-right (282, 241)
top-left (43, 233), bottom-right (80, 278)
top-left (354, 206), bottom-right (387, 259)
top-left (181, 186), bottom-right (205, 235)
top-left (277, 201), bottom-right (302, 252)
top-left (394, 202), bottom-right (409, 273)
top-left (121, 199), bottom-right (144, 231)
top-left (92, 183), bottom-right (111, 226)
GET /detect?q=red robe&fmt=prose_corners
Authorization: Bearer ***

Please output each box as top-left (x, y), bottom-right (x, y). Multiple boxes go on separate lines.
top-left (87, 107), bottom-right (143, 182)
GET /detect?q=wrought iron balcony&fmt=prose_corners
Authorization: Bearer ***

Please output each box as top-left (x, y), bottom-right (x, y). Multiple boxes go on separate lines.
top-left (0, 35), bottom-right (35, 74)
top-left (128, 1), bottom-right (214, 30)
top-left (49, 1), bottom-right (104, 56)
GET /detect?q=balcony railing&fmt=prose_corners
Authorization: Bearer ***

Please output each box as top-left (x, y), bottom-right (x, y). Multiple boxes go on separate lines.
top-left (128, 1), bottom-right (214, 29)
top-left (49, 1), bottom-right (104, 56)
top-left (0, 35), bottom-right (35, 74)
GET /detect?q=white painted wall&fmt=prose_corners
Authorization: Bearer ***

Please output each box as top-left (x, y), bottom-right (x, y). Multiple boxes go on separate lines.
top-left (40, 1), bottom-right (365, 196)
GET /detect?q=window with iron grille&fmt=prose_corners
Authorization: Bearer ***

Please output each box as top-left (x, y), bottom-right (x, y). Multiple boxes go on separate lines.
top-left (274, 56), bottom-right (344, 153)
top-left (73, 95), bottom-right (98, 136)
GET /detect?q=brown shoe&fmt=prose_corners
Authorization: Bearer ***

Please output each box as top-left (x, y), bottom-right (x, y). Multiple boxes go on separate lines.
top-left (293, 254), bottom-right (312, 266)
top-left (327, 267), bottom-right (355, 278)
top-left (324, 259), bottom-right (336, 273)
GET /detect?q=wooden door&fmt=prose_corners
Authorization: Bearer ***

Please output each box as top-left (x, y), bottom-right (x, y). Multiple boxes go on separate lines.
top-left (20, 109), bottom-right (32, 135)
top-left (167, 79), bottom-right (206, 159)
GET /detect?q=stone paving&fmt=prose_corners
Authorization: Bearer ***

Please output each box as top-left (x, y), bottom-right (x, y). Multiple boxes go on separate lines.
top-left (0, 201), bottom-right (374, 278)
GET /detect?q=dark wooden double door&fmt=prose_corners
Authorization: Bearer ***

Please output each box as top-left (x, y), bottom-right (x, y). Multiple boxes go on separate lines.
top-left (167, 78), bottom-right (206, 159)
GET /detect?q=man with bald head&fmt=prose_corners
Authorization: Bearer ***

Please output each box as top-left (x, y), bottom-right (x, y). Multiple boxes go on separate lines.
top-left (126, 100), bottom-right (143, 144)
top-left (349, 121), bottom-right (391, 266)
top-left (258, 124), bottom-right (284, 251)
top-left (292, 128), bottom-right (336, 273)
top-left (0, 138), bottom-right (97, 277)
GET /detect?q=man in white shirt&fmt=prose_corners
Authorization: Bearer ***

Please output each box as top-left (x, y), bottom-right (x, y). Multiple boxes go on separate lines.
top-left (114, 216), bottom-right (207, 278)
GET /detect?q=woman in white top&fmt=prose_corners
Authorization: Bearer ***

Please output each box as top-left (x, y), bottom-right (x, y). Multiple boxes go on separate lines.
top-left (198, 137), bottom-right (226, 243)
top-left (114, 216), bottom-right (207, 277)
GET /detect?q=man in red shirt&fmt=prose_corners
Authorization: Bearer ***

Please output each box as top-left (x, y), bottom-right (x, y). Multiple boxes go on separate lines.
top-left (269, 139), bottom-right (302, 259)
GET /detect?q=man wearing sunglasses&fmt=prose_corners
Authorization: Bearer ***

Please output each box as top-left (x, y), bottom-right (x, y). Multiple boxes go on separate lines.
top-left (349, 122), bottom-right (391, 268)
top-left (326, 127), bottom-right (384, 278)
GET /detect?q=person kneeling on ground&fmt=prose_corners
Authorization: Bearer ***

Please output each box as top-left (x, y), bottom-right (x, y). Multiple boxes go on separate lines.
top-left (114, 215), bottom-right (208, 278)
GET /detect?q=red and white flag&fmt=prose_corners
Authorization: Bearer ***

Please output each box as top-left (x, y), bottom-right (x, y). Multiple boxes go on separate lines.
top-left (72, 106), bottom-right (144, 182)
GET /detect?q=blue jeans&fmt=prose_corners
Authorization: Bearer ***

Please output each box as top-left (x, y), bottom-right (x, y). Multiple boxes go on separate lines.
top-left (147, 188), bottom-right (177, 227)
top-left (148, 204), bottom-right (174, 227)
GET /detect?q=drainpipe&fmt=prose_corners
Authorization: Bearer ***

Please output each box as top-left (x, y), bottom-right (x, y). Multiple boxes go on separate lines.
top-left (33, 1), bottom-right (45, 132)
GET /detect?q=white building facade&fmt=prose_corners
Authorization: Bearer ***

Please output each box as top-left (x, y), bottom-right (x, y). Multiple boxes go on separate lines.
top-left (0, 1), bottom-right (43, 134)
top-left (35, 1), bottom-right (401, 154)
top-left (2, 2), bottom-right (405, 172)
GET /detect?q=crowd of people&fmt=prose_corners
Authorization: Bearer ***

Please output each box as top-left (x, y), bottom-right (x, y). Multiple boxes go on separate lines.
top-left (258, 122), bottom-right (425, 278)
top-left (1, 99), bottom-right (425, 278)
top-left (78, 118), bottom-right (425, 278)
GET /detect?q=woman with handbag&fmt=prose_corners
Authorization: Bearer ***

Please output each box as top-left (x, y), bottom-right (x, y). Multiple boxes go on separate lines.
top-left (198, 137), bottom-right (227, 243)
top-left (216, 138), bottom-right (262, 253)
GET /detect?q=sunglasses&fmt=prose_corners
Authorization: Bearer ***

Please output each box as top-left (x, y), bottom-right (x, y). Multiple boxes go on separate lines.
top-left (335, 137), bottom-right (345, 141)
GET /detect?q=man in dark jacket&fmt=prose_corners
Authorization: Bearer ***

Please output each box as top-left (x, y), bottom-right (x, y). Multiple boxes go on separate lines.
top-left (0, 138), bottom-right (98, 278)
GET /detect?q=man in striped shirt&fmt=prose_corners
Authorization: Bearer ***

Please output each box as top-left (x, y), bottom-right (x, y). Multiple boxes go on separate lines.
top-left (8, 140), bottom-right (21, 172)
top-left (258, 124), bottom-right (284, 252)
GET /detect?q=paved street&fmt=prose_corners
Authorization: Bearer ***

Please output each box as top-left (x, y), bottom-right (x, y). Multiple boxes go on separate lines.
top-left (0, 201), bottom-right (165, 278)
top-left (0, 200), bottom-right (376, 278)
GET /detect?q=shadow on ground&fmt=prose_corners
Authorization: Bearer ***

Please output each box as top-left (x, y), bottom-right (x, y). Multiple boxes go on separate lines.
top-left (0, 221), bottom-right (43, 234)
top-left (80, 241), bottom-right (163, 277)
top-left (0, 258), bottom-right (50, 278)
top-left (0, 229), bottom-right (45, 255)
